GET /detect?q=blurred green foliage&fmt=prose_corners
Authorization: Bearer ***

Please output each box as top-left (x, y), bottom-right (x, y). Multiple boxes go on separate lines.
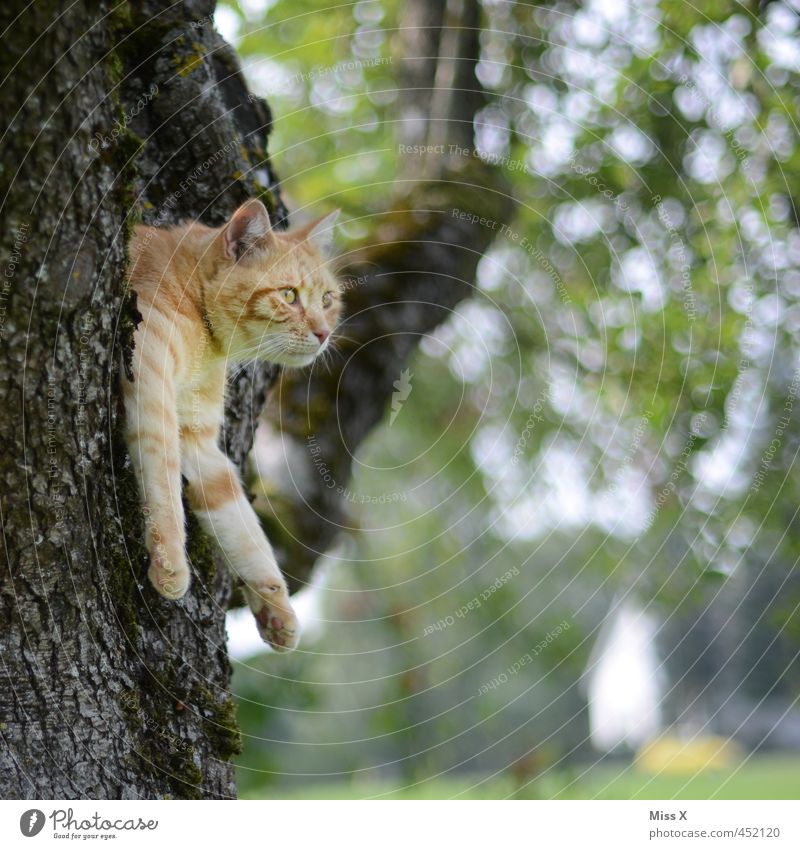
top-left (220, 0), bottom-right (800, 796)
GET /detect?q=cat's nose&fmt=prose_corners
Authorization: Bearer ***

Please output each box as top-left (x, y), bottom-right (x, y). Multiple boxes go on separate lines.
top-left (313, 328), bottom-right (330, 344)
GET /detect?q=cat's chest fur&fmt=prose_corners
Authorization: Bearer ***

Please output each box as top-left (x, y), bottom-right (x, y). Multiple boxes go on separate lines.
top-left (175, 354), bottom-right (227, 433)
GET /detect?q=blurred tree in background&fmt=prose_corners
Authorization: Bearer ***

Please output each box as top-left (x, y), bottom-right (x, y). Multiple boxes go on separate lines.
top-left (220, 0), bottom-right (800, 796)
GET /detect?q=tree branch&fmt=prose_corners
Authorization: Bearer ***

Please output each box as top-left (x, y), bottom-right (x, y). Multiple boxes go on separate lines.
top-left (256, 0), bottom-right (515, 593)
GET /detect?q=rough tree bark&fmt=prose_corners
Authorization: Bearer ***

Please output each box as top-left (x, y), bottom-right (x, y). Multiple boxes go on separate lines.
top-left (0, 0), bottom-right (285, 799)
top-left (0, 0), bottom-right (512, 798)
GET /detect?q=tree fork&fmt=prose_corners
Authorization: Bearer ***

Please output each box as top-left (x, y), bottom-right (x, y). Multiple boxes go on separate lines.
top-left (0, 0), bottom-right (513, 798)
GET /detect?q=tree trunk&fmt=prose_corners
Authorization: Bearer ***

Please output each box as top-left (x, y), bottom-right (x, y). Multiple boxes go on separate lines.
top-left (0, 0), bottom-right (285, 799)
top-left (0, 0), bottom-right (512, 798)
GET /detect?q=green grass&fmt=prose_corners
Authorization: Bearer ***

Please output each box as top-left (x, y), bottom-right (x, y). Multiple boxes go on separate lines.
top-left (238, 754), bottom-right (800, 800)
top-left (580, 754), bottom-right (800, 800)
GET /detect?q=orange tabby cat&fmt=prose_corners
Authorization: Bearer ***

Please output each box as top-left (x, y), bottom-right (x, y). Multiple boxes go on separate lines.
top-left (124, 199), bottom-right (340, 651)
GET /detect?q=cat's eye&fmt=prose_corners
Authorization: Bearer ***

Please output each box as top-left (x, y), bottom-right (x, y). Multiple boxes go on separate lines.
top-left (322, 291), bottom-right (334, 308)
top-left (281, 288), bottom-right (297, 304)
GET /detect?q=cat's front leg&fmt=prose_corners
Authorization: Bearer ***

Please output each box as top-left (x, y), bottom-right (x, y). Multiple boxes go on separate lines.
top-left (181, 429), bottom-right (299, 651)
top-left (124, 333), bottom-right (191, 600)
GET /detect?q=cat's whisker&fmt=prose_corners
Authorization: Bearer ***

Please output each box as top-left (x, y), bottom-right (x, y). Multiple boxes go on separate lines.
top-left (323, 339), bottom-right (348, 361)
top-left (227, 359), bottom-right (258, 381)
top-left (319, 352), bottom-right (337, 374)
top-left (232, 337), bottom-right (292, 361)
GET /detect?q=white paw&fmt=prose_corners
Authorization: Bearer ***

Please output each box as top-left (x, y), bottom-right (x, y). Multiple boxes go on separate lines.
top-left (147, 546), bottom-right (191, 600)
top-left (244, 582), bottom-right (299, 652)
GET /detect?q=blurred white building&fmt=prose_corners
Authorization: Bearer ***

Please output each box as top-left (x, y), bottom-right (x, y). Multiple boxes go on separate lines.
top-left (586, 600), bottom-right (665, 751)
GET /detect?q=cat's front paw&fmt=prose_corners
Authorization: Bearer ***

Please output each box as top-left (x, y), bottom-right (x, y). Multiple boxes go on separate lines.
top-left (244, 581), bottom-right (299, 652)
top-left (147, 545), bottom-right (191, 600)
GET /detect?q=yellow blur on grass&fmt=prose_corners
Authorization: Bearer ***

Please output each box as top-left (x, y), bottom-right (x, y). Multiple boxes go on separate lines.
top-left (635, 734), bottom-right (745, 776)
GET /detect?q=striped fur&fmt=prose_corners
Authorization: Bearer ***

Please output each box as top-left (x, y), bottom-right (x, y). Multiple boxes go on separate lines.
top-left (124, 200), bottom-right (341, 651)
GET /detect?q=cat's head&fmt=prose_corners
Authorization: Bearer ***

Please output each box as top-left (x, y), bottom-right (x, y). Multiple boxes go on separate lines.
top-left (208, 199), bottom-right (342, 367)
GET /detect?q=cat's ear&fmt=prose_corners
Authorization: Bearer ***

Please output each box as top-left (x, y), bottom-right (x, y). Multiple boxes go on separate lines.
top-left (223, 200), bottom-right (272, 261)
top-left (304, 209), bottom-right (340, 257)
